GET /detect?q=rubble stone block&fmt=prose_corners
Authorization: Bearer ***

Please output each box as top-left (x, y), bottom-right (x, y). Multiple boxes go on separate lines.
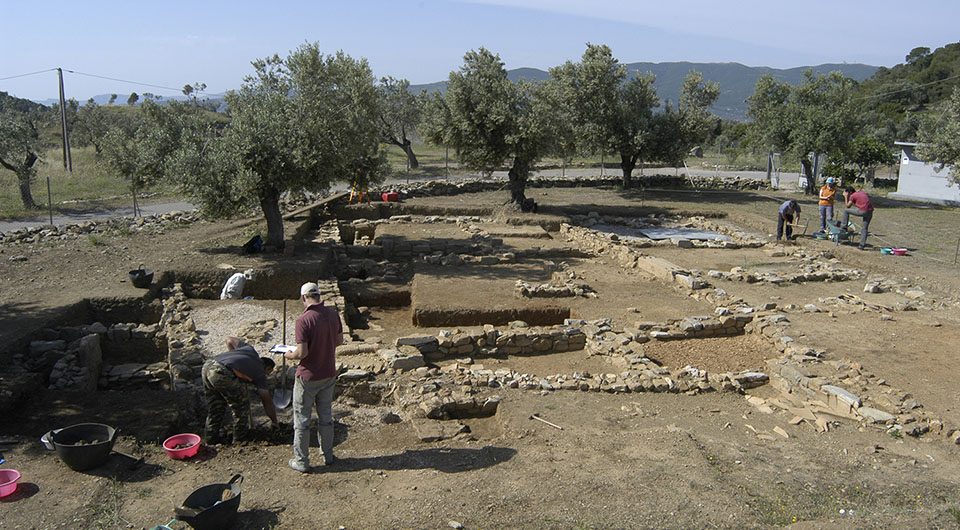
top-left (859, 407), bottom-right (895, 423)
top-left (378, 348), bottom-right (425, 372)
top-left (821, 384), bottom-right (862, 408)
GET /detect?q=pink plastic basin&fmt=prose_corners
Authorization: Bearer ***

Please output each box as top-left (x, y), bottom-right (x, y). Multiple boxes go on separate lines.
top-left (0, 469), bottom-right (21, 497)
top-left (892, 248), bottom-right (908, 256)
top-left (162, 433), bottom-right (202, 459)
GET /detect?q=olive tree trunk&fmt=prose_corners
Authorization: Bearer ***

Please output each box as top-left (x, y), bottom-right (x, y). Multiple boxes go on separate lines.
top-left (507, 156), bottom-right (528, 204)
top-left (259, 185), bottom-right (284, 250)
top-left (0, 152), bottom-right (39, 209)
top-left (620, 153), bottom-right (637, 188)
top-left (401, 139), bottom-right (419, 169)
top-left (800, 158), bottom-right (816, 195)
top-left (17, 168), bottom-right (38, 210)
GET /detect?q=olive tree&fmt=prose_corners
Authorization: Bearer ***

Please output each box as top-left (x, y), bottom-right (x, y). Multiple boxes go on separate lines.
top-left (212, 44), bottom-right (386, 247)
top-left (377, 76), bottom-right (423, 169)
top-left (552, 45), bottom-right (717, 187)
top-left (551, 44), bottom-right (654, 187)
top-left (646, 72), bottom-right (720, 172)
top-left (421, 48), bottom-right (552, 205)
top-left (74, 100), bottom-right (133, 154)
top-left (918, 86), bottom-right (960, 185)
top-left (0, 110), bottom-right (48, 208)
top-left (747, 70), bottom-right (861, 194)
top-left (848, 135), bottom-right (896, 184)
top-left (109, 45), bottom-right (385, 248)
top-left (98, 98), bottom-right (215, 215)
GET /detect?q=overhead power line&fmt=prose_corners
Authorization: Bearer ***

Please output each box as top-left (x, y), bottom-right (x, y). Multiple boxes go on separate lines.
top-left (63, 69), bottom-right (191, 94)
top-left (1, 67), bottom-right (214, 96)
top-left (855, 72), bottom-right (960, 101)
top-left (0, 68), bottom-right (57, 81)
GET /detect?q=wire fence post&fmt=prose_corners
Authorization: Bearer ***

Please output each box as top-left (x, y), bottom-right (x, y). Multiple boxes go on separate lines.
top-left (954, 237), bottom-right (959, 265)
top-left (47, 177), bottom-right (53, 226)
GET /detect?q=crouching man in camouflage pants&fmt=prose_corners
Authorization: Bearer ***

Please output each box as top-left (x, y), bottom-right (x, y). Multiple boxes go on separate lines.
top-left (202, 337), bottom-right (279, 444)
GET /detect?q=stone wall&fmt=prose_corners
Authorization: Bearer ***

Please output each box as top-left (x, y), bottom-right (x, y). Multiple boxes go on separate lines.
top-left (394, 323), bottom-right (588, 361)
top-left (389, 312), bottom-right (766, 396)
top-left (0, 210), bottom-right (200, 246)
top-left (738, 300), bottom-right (950, 441)
top-left (373, 236), bottom-right (493, 259)
top-left (9, 320), bottom-right (167, 391)
top-left (708, 249), bottom-right (865, 285)
top-left (377, 174), bottom-right (769, 201)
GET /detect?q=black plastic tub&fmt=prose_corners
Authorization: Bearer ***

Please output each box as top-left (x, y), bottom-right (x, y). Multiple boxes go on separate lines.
top-left (49, 423), bottom-right (118, 471)
top-left (176, 474), bottom-right (243, 530)
top-left (129, 264), bottom-right (154, 288)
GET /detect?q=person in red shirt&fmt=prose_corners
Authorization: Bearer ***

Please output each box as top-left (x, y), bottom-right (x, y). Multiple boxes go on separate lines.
top-left (284, 282), bottom-right (343, 472)
top-left (841, 187), bottom-right (874, 250)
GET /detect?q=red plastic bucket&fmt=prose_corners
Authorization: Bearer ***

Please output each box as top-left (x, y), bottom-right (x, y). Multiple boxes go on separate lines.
top-left (163, 434), bottom-right (202, 459)
top-left (0, 469), bottom-right (20, 497)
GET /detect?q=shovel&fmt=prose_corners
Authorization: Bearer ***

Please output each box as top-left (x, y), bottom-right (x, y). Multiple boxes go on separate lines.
top-left (272, 299), bottom-right (293, 409)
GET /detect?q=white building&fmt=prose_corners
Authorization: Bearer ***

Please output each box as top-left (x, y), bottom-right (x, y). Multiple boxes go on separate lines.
top-left (889, 141), bottom-right (960, 205)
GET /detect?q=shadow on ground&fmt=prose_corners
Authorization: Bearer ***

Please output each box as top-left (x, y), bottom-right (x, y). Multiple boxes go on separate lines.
top-left (326, 446), bottom-right (516, 474)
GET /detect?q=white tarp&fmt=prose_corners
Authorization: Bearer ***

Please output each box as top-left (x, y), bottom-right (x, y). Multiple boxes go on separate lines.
top-left (592, 224), bottom-right (730, 241)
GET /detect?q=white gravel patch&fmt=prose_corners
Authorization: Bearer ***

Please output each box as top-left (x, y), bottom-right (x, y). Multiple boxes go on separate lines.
top-left (190, 300), bottom-right (299, 359)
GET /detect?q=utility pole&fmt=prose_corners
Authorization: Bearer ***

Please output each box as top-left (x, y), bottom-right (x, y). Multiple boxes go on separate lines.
top-left (57, 68), bottom-right (72, 172)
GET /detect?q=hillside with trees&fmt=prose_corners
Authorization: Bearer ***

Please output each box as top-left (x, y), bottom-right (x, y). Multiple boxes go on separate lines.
top-left (412, 61), bottom-right (878, 121)
top-left (856, 42), bottom-right (960, 144)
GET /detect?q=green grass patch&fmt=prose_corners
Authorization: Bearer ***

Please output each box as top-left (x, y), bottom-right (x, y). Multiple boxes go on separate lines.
top-left (0, 145), bottom-right (177, 219)
top-left (949, 506), bottom-right (960, 525)
top-left (85, 477), bottom-right (126, 529)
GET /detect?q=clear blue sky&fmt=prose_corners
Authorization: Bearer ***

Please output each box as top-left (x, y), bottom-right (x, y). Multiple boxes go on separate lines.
top-left (2, 0), bottom-right (957, 102)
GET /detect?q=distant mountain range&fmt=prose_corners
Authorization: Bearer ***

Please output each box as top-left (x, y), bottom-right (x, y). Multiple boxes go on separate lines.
top-left (29, 61), bottom-right (878, 121)
top-left (411, 61), bottom-right (879, 121)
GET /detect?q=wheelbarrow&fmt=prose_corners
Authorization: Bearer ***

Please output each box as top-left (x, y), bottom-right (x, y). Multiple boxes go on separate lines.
top-left (825, 220), bottom-right (858, 246)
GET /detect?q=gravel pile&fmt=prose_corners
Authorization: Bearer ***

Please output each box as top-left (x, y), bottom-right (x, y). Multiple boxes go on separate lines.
top-left (191, 300), bottom-right (299, 358)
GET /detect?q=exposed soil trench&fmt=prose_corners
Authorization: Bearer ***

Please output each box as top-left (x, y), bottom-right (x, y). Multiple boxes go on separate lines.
top-left (3, 185), bottom-right (959, 529)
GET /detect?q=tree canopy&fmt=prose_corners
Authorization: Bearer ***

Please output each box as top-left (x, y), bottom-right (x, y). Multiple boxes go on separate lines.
top-left (918, 86), bottom-right (960, 185)
top-left (98, 43), bottom-right (387, 248)
top-left (549, 44), bottom-right (717, 187)
top-left (747, 70), bottom-right (861, 194)
top-left (0, 109), bottom-right (49, 208)
top-left (550, 44), bottom-right (655, 187)
top-left (421, 48), bottom-right (552, 205)
top-left (377, 76), bottom-right (423, 169)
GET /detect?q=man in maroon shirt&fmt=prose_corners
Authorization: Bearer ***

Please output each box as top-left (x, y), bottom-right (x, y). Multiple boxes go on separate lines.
top-left (841, 187), bottom-right (874, 250)
top-left (284, 282), bottom-right (343, 472)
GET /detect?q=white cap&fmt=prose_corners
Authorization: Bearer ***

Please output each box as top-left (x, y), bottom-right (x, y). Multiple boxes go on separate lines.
top-left (300, 282), bottom-right (320, 297)
top-left (243, 269), bottom-right (256, 281)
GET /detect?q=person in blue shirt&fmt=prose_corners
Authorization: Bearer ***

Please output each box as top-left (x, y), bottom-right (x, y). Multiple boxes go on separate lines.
top-left (777, 199), bottom-right (801, 241)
